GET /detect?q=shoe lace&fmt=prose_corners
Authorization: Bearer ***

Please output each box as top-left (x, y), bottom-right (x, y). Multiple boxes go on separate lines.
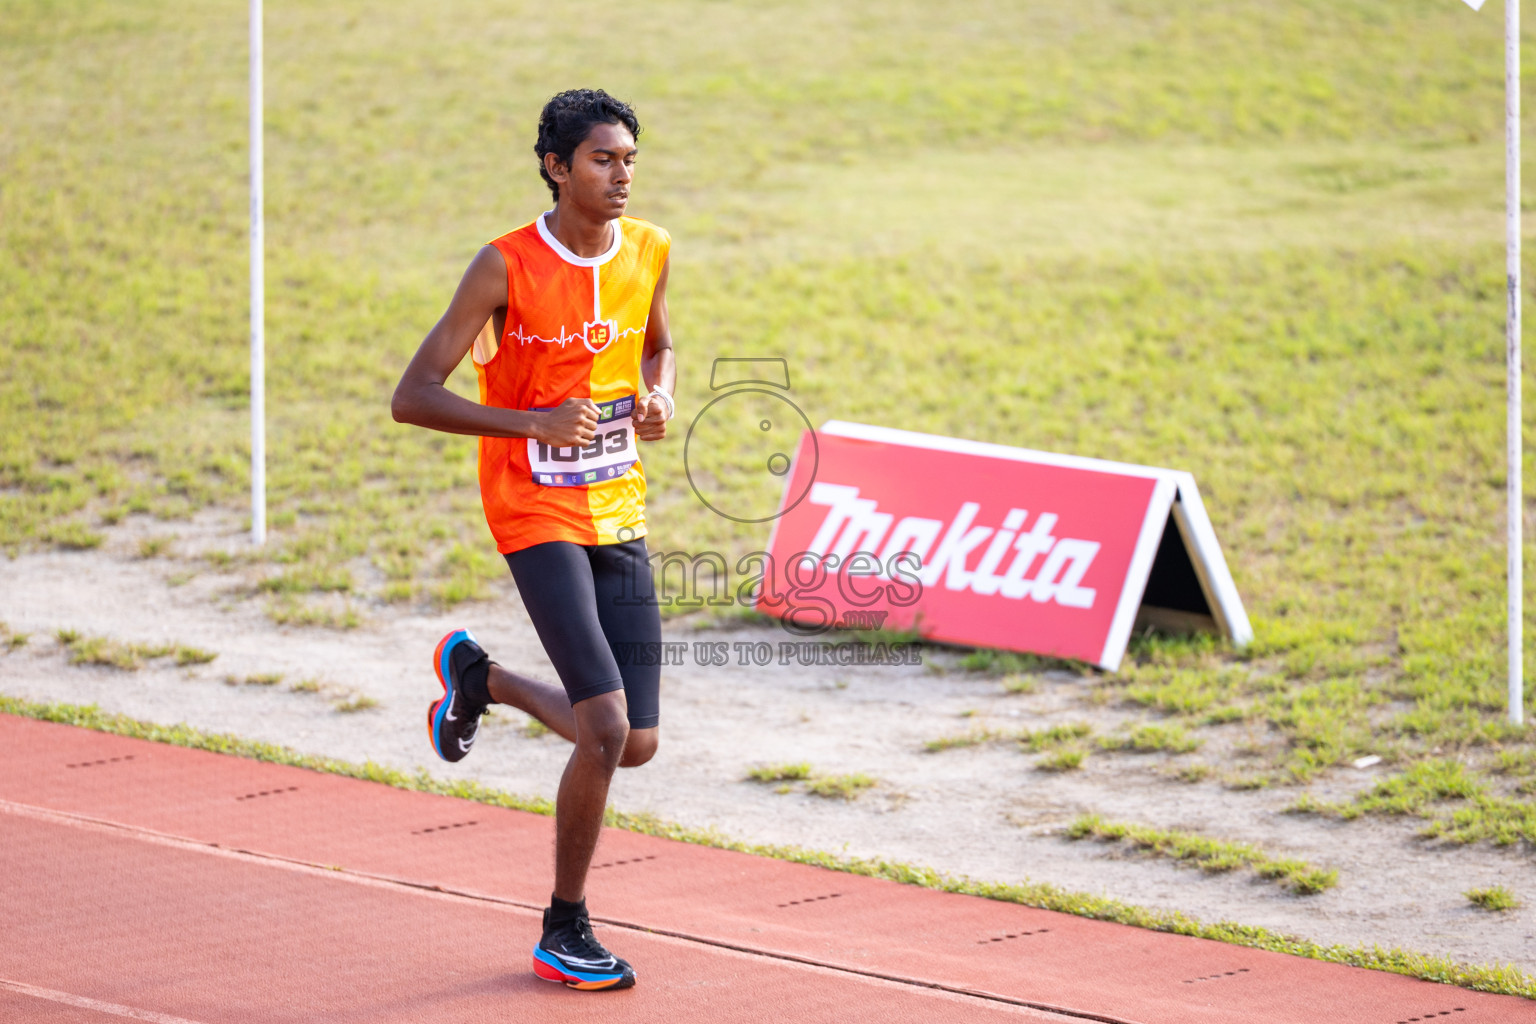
top-left (452, 694), bottom-right (486, 722)
top-left (562, 913), bottom-right (613, 962)
top-left (461, 708), bottom-right (484, 746)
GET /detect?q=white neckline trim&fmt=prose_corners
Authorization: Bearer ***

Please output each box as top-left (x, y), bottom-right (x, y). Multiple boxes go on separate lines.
top-left (536, 210), bottom-right (623, 267)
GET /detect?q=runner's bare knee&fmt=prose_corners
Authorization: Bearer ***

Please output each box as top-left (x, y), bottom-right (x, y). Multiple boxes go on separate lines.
top-left (619, 728), bottom-right (657, 768)
top-left (574, 691), bottom-right (630, 769)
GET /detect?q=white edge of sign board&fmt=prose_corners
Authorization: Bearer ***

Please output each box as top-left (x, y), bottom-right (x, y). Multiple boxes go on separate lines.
top-left (1171, 472), bottom-right (1253, 649)
top-left (810, 421), bottom-right (1253, 668)
top-left (819, 421), bottom-right (1174, 481)
top-left (1098, 475), bottom-right (1177, 672)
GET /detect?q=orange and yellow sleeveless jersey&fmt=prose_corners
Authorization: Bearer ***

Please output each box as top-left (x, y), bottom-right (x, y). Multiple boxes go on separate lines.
top-left (474, 213), bottom-right (671, 555)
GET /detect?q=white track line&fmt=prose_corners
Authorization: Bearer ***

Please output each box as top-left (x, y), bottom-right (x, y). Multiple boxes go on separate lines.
top-left (0, 978), bottom-right (210, 1024)
top-left (0, 797), bottom-right (522, 907)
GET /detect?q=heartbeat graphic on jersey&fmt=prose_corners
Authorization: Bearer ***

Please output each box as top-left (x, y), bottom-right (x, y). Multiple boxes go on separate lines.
top-left (507, 322), bottom-right (644, 350)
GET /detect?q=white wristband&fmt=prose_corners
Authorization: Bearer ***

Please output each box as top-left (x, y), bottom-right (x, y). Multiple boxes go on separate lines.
top-left (648, 384), bottom-right (675, 421)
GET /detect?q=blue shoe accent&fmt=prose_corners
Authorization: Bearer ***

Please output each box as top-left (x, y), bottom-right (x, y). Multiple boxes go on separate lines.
top-left (533, 946), bottom-right (626, 984)
top-left (429, 629), bottom-right (486, 763)
top-left (532, 945), bottom-right (634, 989)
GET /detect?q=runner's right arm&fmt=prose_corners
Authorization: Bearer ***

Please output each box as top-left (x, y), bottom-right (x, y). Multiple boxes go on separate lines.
top-left (391, 245), bottom-right (599, 446)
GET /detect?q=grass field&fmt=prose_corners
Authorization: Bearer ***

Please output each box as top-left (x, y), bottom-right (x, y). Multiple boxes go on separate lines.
top-left (6, 0), bottom-right (1536, 841)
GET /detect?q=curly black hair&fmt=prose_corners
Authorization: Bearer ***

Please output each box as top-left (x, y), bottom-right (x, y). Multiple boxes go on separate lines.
top-left (534, 89), bottom-right (642, 203)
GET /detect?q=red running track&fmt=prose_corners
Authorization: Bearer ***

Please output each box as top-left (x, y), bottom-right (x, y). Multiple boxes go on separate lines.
top-left (0, 714), bottom-right (1529, 1023)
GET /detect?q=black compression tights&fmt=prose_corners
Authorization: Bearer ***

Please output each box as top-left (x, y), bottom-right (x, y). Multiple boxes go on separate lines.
top-left (503, 538), bottom-right (661, 729)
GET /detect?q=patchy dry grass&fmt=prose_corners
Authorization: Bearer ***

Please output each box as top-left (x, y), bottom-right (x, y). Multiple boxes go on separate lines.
top-left (924, 729), bottom-right (1002, 753)
top-left (805, 773), bottom-right (878, 800)
top-left (746, 762), bottom-right (814, 783)
top-left (174, 646), bottom-right (217, 666)
top-left (225, 672), bottom-right (283, 687)
top-left (1467, 887), bottom-right (1521, 913)
top-left (1174, 762), bottom-right (1215, 784)
top-left (137, 537), bottom-right (172, 559)
top-left (1066, 815), bottom-right (1337, 895)
top-left (747, 762), bottom-right (877, 799)
top-left (55, 630), bottom-right (210, 672)
top-left (266, 597), bottom-right (362, 630)
top-left (1100, 723), bottom-right (1203, 755)
top-left (1020, 722), bottom-right (1095, 752)
top-left (925, 721), bottom-right (1094, 757)
top-left (961, 649), bottom-right (1085, 677)
top-left (1037, 748), bottom-right (1087, 773)
top-left (1287, 759), bottom-right (1536, 846)
top-left (0, 622), bottom-right (29, 651)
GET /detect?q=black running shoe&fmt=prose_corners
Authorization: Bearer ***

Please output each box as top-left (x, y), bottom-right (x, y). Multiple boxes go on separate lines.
top-left (429, 629), bottom-right (488, 763)
top-left (532, 907), bottom-right (636, 990)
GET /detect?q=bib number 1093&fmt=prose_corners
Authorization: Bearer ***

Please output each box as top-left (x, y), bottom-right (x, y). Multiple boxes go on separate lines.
top-left (527, 394), bottom-right (639, 488)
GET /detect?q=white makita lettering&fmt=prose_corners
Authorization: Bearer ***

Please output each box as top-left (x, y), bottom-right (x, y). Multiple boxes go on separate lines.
top-left (806, 483), bottom-right (861, 554)
top-left (801, 487), bottom-right (1099, 609)
top-left (878, 515), bottom-right (943, 569)
top-left (999, 513), bottom-right (1058, 600)
top-left (806, 483), bottom-right (897, 566)
top-left (968, 508), bottom-right (1028, 596)
top-left (833, 503), bottom-right (892, 562)
top-left (918, 503), bottom-right (993, 591)
top-left (1029, 538), bottom-right (1100, 608)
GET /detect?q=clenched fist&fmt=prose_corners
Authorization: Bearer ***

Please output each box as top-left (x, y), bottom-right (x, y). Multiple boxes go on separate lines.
top-left (535, 397), bottom-right (600, 447)
top-left (632, 394), bottom-right (671, 441)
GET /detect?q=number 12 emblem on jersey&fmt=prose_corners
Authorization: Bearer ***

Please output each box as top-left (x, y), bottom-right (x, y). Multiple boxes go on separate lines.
top-left (583, 318), bottom-right (618, 355)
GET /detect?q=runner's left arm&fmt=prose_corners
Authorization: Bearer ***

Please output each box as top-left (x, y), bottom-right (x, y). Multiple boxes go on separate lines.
top-left (633, 256), bottom-right (675, 442)
top-left (391, 245), bottom-right (600, 447)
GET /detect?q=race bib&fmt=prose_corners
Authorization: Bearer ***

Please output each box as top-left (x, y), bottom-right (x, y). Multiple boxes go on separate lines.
top-left (527, 395), bottom-right (638, 487)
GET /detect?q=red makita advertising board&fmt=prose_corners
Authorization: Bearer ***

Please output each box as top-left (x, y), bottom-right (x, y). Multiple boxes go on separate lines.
top-left (759, 422), bottom-right (1249, 671)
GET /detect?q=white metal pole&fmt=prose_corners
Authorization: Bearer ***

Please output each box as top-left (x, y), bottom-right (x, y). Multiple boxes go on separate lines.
top-left (1508, 0), bottom-right (1524, 725)
top-left (250, 0), bottom-right (266, 546)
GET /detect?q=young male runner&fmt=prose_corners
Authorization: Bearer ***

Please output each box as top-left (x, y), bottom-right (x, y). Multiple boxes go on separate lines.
top-left (391, 88), bottom-right (674, 992)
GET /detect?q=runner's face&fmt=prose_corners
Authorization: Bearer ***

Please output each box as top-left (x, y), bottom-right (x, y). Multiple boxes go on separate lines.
top-left (557, 122), bottom-right (636, 219)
